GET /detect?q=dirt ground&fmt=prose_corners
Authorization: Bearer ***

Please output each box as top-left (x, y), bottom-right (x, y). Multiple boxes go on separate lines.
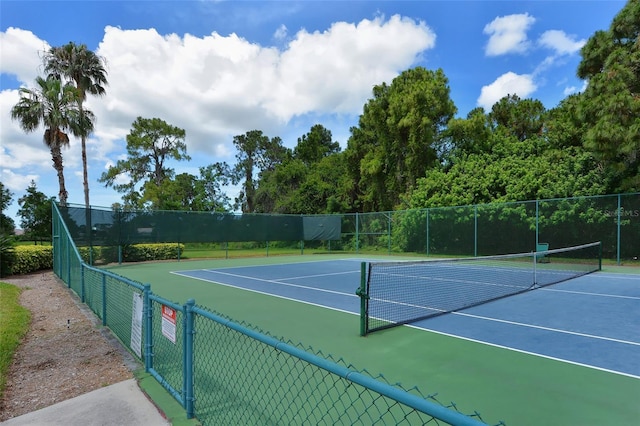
top-left (0, 271), bottom-right (136, 421)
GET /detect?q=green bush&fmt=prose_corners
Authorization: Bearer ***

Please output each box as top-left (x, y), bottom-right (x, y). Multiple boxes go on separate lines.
top-left (0, 234), bottom-right (16, 277)
top-left (122, 243), bottom-right (183, 262)
top-left (6, 243), bottom-right (183, 275)
top-left (12, 245), bottom-right (53, 275)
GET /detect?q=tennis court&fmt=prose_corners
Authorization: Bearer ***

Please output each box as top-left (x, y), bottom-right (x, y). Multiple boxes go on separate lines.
top-left (107, 255), bottom-right (640, 425)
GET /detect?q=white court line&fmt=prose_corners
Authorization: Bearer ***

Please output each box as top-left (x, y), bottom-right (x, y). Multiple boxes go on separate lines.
top-left (170, 269), bottom-right (640, 379)
top-left (172, 269), bottom-right (359, 298)
top-left (406, 323), bottom-right (640, 380)
top-left (170, 271), bottom-right (357, 316)
top-left (450, 311), bottom-right (640, 347)
top-left (541, 287), bottom-right (640, 300)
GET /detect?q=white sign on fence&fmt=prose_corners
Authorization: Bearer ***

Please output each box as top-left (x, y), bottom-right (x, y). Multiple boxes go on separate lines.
top-left (131, 293), bottom-right (143, 358)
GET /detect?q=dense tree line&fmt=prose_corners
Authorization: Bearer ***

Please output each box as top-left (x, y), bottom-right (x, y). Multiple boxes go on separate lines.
top-left (4, 1), bottom-right (639, 226)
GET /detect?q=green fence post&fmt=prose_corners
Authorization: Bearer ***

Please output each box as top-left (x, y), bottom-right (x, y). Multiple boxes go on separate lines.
top-left (118, 245), bottom-right (122, 265)
top-left (356, 212), bottom-right (359, 254)
top-left (80, 264), bottom-right (85, 303)
top-left (144, 284), bottom-right (153, 372)
top-left (535, 199), bottom-right (539, 249)
top-left (617, 194), bottom-right (621, 265)
top-left (387, 213), bottom-right (391, 255)
top-left (101, 274), bottom-right (107, 326)
top-left (66, 241), bottom-right (71, 288)
top-left (184, 299), bottom-right (195, 419)
top-left (426, 208), bottom-right (430, 256)
top-left (474, 205), bottom-right (478, 257)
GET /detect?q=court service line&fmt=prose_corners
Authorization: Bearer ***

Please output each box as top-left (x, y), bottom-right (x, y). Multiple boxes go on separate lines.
top-left (174, 269), bottom-right (359, 298)
top-left (271, 270), bottom-right (361, 281)
top-left (541, 287), bottom-right (640, 300)
top-left (453, 311), bottom-right (640, 346)
top-left (169, 271), bottom-right (357, 316)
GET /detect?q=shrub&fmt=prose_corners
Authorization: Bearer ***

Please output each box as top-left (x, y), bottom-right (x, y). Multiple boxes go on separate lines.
top-left (0, 234), bottom-right (16, 277)
top-left (122, 243), bottom-right (183, 262)
top-left (12, 245), bottom-right (53, 275)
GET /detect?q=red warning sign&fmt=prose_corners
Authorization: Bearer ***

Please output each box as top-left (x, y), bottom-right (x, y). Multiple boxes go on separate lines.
top-left (161, 305), bottom-right (177, 343)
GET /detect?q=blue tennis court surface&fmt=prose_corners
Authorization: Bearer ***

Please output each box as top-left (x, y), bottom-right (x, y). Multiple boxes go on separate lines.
top-left (172, 259), bottom-right (640, 378)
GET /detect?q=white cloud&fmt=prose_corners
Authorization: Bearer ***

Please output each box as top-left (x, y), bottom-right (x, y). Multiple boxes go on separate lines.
top-left (90, 15), bottom-right (434, 156)
top-left (0, 15), bottom-right (436, 217)
top-left (538, 30), bottom-right (586, 56)
top-left (0, 27), bottom-right (50, 84)
top-left (483, 13), bottom-right (535, 56)
top-left (563, 80), bottom-right (588, 96)
top-left (477, 72), bottom-right (537, 110)
top-left (0, 169), bottom-right (39, 192)
top-left (274, 24), bottom-right (288, 41)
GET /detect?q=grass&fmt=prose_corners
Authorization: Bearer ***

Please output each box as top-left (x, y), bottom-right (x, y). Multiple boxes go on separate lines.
top-left (0, 283), bottom-right (31, 399)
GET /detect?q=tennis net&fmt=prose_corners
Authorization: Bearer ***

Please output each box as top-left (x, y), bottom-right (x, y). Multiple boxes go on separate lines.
top-left (359, 242), bottom-right (601, 335)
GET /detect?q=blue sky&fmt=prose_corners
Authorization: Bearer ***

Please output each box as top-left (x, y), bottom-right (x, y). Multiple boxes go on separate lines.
top-left (0, 0), bottom-right (626, 225)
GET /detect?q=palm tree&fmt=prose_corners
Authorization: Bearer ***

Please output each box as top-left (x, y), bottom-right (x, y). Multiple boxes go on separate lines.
top-left (44, 42), bottom-right (108, 210)
top-left (10, 76), bottom-right (89, 206)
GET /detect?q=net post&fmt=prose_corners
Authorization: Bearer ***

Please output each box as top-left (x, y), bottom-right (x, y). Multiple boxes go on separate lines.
top-left (533, 249), bottom-right (537, 287)
top-left (598, 241), bottom-right (602, 271)
top-left (357, 262), bottom-right (368, 336)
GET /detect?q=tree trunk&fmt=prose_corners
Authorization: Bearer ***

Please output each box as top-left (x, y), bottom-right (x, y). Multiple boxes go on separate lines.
top-left (51, 145), bottom-right (68, 206)
top-left (80, 103), bottom-right (90, 209)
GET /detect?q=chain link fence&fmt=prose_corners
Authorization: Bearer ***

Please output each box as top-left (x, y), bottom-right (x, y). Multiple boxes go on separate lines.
top-left (59, 193), bottom-right (638, 264)
top-left (342, 193), bottom-right (639, 262)
top-left (52, 202), bottom-right (500, 426)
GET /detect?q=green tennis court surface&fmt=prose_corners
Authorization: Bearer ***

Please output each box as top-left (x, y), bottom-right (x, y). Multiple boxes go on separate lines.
top-left (106, 255), bottom-right (640, 425)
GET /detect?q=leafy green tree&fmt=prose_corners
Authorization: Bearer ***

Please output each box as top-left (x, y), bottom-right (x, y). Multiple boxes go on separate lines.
top-left (345, 67), bottom-right (456, 212)
top-left (0, 182), bottom-right (16, 235)
top-left (197, 163), bottom-right (232, 212)
top-left (140, 165), bottom-right (231, 212)
top-left (254, 158), bottom-right (308, 213)
top-left (11, 76), bottom-right (87, 206)
top-left (44, 42), bottom-right (108, 210)
top-left (231, 130), bottom-right (289, 213)
top-left (488, 94), bottom-right (546, 142)
top-left (99, 117), bottom-right (190, 208)
top-left (253, 124), bottom-right (350, 214)
top-left (17, 181), bottom-right (54, 243)
top-left (577, 0), bottom-right (640, 191)
top-left (293, 124), bottom-right (340, 165)
top-left (406, 134), bottom-right (606, 209)
top-left (545, 94), bottom-right (588, 150)
top-left (442, 107), bottom-right (492, 164)
top-left (295, 153), bottom-right (351, 214)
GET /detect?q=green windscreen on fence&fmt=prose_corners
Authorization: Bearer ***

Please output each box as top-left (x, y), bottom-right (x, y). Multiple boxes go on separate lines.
top-left (58, 206), bottom-right (342, 246)
top-left (58, 192), bottom-right (638, 263)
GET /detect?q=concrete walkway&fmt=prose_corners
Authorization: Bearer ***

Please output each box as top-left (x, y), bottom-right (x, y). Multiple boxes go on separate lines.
top-left (0, 379), bottom-right (170, 426)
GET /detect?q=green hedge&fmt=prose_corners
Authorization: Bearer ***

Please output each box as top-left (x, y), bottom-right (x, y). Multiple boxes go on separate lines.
top-left (79, 243), bottom-right (183, 263)
top-left (121, 243), bottom-right (184, 262)
top-left (13, 246), bottom-right (53, 275)
top-left (9, 243), bottom-right (183, 275)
